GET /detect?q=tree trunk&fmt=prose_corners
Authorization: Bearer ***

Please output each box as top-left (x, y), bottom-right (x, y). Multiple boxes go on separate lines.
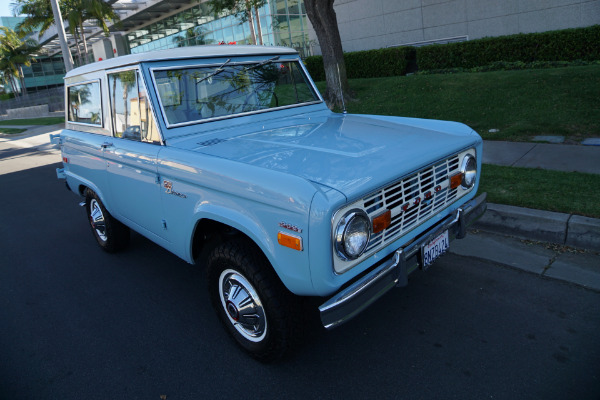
top-left (304, 0), bottom-right (350, 109)
top-left (18, 65), bottom-right (27, 97)
top-left (8, 74), bottom-right (19, 98)
top-left (79, 21), bottom-right (90, 64)
top-left (254, 7), bottom-right (263, 45)
top-left (246, 6), bottom-right (257, 45)
top-left (74, 32), bottom-right (84, 66)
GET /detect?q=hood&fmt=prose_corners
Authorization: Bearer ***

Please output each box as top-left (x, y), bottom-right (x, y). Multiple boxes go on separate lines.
top-left (168, 113), bottom-right (481, 200)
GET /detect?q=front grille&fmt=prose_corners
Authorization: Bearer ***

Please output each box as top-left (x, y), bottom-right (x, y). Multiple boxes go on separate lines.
top-left (362, 154), bottom-right (460, 252)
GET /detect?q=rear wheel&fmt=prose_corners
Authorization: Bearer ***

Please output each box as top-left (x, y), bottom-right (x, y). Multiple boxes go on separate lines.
top-left (85, 189), bottom-right (130, 253)
top-left (207, 240), bottom-right (296, 362)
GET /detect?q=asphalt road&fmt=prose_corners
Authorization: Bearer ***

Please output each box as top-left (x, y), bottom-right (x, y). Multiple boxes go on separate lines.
top-left (1, 159), bottom-right (600, 399)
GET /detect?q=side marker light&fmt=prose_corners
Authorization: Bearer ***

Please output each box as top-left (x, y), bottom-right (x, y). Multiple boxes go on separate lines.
top-left (278, 232), bottom-right (303, 251)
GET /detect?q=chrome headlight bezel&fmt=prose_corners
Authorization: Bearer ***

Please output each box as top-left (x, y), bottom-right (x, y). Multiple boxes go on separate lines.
top-left (460, 153), bottom-right (477, 189)
top-left (334, 209), bottom-right (372, 261)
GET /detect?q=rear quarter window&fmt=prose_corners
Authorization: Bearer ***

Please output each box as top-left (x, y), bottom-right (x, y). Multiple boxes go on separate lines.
top-left (67, 81), bottom-right (102, 126)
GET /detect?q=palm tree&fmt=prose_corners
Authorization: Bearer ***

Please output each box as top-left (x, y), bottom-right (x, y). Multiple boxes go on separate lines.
top-left (64, 0), bottom-right (120, 65)
top-left (11, 0), bottom-right (57, 37)
top-left (12, 0), bottom-right (119, 66)
top-left (12, 0), bottom-right (82, 63)
top-left (0, 26), bottom-right (40, 97)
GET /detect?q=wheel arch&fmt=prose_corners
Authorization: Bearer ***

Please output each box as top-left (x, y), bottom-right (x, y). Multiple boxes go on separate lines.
top-left (191, 216), bottom-right (273, 270)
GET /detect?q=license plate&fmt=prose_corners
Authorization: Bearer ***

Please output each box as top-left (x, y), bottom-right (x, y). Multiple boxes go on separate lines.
top-left (421, 230), bottom-right (449, 269)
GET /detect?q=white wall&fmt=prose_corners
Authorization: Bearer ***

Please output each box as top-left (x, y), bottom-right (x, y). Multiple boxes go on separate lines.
top-left (308, 0), bottom-right (600, 54)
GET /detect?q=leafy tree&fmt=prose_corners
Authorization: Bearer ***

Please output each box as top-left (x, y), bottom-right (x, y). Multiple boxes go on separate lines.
top-left (12, 0), bottom-right (119, 66)
top-left (0, 26), bottom-right (40, 97)
top-left (62, 0), bottom-right (120, 65)
top-left (11, 0), bottom-right (56, 36)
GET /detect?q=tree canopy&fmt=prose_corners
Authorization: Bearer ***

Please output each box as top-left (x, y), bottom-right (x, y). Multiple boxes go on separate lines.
top-left (0, 26), bottom-right (40, 97)
top-left (11, 0), bottom-right (119, 66)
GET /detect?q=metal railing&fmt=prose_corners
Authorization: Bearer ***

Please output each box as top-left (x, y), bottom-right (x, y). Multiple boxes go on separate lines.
top-left (0, 86), bottom-right (64, 116)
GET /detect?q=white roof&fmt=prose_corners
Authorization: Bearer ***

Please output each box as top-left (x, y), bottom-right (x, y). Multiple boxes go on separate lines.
top-left (65, 45), bottom-right (298, 78)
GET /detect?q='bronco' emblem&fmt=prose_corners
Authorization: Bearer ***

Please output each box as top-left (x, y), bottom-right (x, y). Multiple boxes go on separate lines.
top-left (163, 180), bottom-right (187, 198)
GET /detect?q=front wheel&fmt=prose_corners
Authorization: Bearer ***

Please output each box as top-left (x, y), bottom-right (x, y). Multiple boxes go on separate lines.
top-left (207, 240), bottom-right (296, 362)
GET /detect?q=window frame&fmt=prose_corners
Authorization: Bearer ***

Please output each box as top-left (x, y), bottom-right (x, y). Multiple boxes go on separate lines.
top-left (106, 66), bottom-right (164, 145)
top-left (66, 79), bottom-right (104, 127)
top-left (150, 57), bottom-right (323, 129)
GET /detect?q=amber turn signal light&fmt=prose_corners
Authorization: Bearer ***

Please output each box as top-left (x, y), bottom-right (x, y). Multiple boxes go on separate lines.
top-left (372, 210), bottom-right (391, 233)
top-left (450, 172), bottom-right (464, 190)
top-left (278, 232), bottom-right (303, 251)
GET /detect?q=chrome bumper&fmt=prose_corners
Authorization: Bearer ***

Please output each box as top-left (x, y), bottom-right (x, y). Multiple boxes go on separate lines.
top-left (319, 192), bottom-right (487, 330)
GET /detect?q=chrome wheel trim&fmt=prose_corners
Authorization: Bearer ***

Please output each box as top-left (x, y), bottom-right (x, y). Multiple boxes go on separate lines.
top-left (89, 199), bottom-right (108, 242)
top-left (218, 269), bottom-right (267, 342)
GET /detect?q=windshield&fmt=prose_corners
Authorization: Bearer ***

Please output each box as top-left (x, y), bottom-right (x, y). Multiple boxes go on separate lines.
top-left (152, 59), bottom-right (320, 127)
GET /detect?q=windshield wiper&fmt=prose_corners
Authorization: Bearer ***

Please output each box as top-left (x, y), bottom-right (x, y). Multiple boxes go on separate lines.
top-left (195, 58), bottom-right (231, 85)
top-left (244, 56), bottom-right (280, 71)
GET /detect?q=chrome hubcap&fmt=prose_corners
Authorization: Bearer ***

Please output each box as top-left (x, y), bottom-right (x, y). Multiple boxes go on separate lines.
top-left (219, 269), bottom-right (267, 342)
top-left (89, 199), bottom-right (107, 242)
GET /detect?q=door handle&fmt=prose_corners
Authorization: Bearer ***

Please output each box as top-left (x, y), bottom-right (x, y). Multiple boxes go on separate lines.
top-left (101, 142), bottom-right (113, 149)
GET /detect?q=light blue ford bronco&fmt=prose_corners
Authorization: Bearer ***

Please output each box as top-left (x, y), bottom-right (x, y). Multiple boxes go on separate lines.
top-left (52, 45), bottom-right (486, 361)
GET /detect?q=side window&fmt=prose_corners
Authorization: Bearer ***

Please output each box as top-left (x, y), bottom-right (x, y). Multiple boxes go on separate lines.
top-left (67, 81), bottom-right (102, 125)
top-left (137, 71), bottom-right (161, 144)
top-left (108, 70), bottom-right (160, 144)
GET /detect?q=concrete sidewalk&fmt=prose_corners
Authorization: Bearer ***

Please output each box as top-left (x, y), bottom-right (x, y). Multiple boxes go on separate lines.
top-left (483, 140), bottom-right (600, 175)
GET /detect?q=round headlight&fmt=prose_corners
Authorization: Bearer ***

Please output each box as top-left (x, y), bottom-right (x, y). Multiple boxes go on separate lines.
top-left (460, 154), bottom-right (477, 189)
top-left (334, 210), bottom-right (371, 261)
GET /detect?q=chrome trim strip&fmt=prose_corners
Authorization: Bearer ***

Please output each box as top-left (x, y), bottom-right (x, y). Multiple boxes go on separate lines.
top-left (320, 192), bottom-right (487, 330)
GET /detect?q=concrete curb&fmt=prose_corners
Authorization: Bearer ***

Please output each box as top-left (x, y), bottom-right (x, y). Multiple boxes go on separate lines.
top-left (474, 203), bottom-right (600, 252)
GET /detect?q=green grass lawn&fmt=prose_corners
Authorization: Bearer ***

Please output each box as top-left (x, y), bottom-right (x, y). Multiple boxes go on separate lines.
top-left (0, 127), bottom-right (27, 134)
top-left (318, 65), bottom-right (600, 143)
top-left (0, 116), bottom-right (65, 126)
top-left (479, 164), bottom-right (600, 218)
top-left (316, 66), bottom-right (600, 218)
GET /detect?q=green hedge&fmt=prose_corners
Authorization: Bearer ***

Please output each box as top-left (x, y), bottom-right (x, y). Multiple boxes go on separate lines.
top-left (304, 25), bottom-right (600, 81)
top-left (305, 46), bottom-right (416, 81)
top-left (417, 25), bottom-right (600, 70)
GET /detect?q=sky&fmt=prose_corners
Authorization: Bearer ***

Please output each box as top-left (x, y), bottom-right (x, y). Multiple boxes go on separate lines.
top-left (0, 2), bottom-right (16, 18)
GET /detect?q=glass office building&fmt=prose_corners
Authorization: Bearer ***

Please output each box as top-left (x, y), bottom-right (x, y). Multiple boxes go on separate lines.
top-left (127, 0), bottom-right (312, 57)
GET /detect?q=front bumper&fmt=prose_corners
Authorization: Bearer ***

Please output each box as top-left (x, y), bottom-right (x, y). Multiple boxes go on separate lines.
top-left (319, 192), bottom-right (487, 329)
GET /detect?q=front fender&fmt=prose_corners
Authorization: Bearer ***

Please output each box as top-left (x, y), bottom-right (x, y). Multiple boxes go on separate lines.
top-left (187, 202), bottom-right (315, 296)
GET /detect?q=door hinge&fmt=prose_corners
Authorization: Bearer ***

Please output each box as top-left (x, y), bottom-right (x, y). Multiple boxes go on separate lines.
top-left (155, 174), bottom-right (161, 185)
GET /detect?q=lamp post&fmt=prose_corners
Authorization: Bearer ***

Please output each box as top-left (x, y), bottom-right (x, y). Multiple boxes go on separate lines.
top-left (49, 0), bottom-right (74, 72)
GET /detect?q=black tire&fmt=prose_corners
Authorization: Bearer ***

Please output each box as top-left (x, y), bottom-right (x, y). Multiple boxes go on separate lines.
top-left (84, 189), bottom-right (130, 253)
top-left (207, 240), bottom-right (296, 362)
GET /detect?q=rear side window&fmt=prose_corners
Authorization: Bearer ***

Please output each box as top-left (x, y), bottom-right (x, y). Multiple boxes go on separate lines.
top-left (67, 81), bottom-right (102, 126)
